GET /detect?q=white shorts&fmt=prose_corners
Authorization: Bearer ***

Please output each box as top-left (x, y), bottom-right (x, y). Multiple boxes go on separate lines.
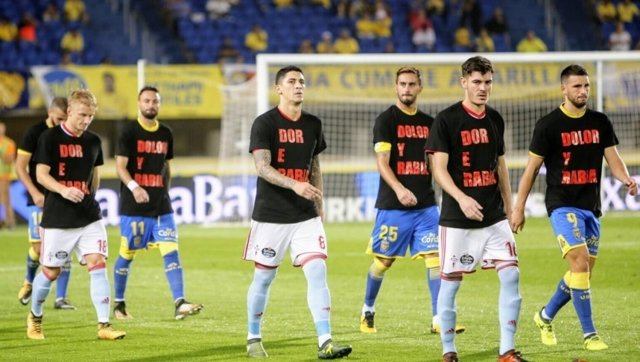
top-left (40, 220), bottom-right (108, 268)
top-left (242, 217), bottom-right (328, 267)
top-left (439, 219), bottom-right (517, 275)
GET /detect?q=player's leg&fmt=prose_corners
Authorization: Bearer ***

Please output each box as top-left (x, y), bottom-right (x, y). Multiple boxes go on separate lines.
top-left (53, 258), bottom-right (76, 310)
top-left (293, 217), bottom-right (352, 359)
top-left (152, 213), bottom-right (203, 320)
top-left (113, 216), bottom-right (147, 319)
top-left (80, 220), bottom-right (126, 340)
top-left (361, 209), bottom-right (411, 333)
top-left (243, 220), bottom-right (288, 358)
top-left (27, 227), bottom-right (71, 340)
top-left (19, 206), bottom-right (43, 305)
top-left (436, 225), bottom-right (479, 359)
top-left (485, 220), bottom-right (525, 360)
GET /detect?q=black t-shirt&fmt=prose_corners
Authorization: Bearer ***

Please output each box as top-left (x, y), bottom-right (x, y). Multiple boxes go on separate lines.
top-left (249, 107), bottom-right (327, 223)
top-left (18, 120), bottom-right (50, 206)
top-left (425, 101), bottom-right (507, 228)
top-left (116, 120), bottom-right (174, 217)
top-left (34, 125), bottom-right (104, 228)
top-left (373, 105), bottom-right (436, 210)
top-left (529, 107), bottom-right (618, 216)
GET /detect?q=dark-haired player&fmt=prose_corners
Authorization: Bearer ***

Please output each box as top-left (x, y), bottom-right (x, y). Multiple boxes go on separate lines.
top-left (27, 89), bottom-right (125, 340)
top-left (425, 56), bottom-right (525, 362)
top-left (242, 65), bottom-right (352, 359)
top-left (359, 66), bottom-right (464, 336)
top-left (511, 64), bottom-right (637, 351)
top-left (17, 97), bottom-right (77, 310)
top-left (112, 86), bottom-right (203, 321)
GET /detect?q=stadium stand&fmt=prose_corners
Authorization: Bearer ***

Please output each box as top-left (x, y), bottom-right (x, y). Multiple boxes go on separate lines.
top-left (1, 0), bottom-right (638, 67)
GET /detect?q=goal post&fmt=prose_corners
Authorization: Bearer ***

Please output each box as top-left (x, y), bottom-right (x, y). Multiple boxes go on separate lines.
top-left (218, 52), bottom-right (640, 223)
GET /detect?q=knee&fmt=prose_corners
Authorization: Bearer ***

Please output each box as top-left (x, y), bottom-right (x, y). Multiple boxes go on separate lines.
top-left (497, 264), bottom-right (520, 284)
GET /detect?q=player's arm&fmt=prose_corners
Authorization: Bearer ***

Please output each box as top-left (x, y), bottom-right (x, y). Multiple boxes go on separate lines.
top-left (510, 153), bottom-right (544, 233)
top-left (115, 155), bottom-right (149, 203)
top-left (252, 148), bottom-right (322, 201)
top-left (91, 166), bottom-right (100, 192)
top-left (496, 155), bottom-right (513, 219)
top-left (15, 151), bottom-right (45, 207)
top-left (375, 145), bottom-right (416, 207)
top-left (36, 163), bottom-right (84, 203)
top-left (429, 152), bottom-right (483, 221)
top-left (309, 155), bottom-right (324, 219)
top-left (604, 145), bottom-right (638, 196)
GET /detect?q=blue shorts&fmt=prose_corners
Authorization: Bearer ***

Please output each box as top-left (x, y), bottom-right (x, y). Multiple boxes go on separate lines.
top-left (367, 206), bottom-right (439, 259)
top-left (27, 205), bottom-right (42, 242)
top-left (120, 214), bottom-right (178, 251)
top-left (549, 207), bottom-right (600, 257)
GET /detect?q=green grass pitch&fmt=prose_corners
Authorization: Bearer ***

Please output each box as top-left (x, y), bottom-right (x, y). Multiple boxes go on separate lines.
top-left (1, 216), bottom-right (639, 361)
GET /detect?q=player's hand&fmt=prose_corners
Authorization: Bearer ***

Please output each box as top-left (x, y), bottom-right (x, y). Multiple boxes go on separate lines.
top-left (510, 208), bottom-right (525, 234)
top-left (625, 178), bottom-right (638, 196)
top-left (395, 187), bottom-right (417, 207)
top-left (292, 181), bottom-right (323, 201)
top-left (61, 187), bottom-right (85, 203)
top-left (33, 191), bottom-right (45, 208)
top-left (132, 186), bottom-right (150, 203)
top-left (457, 195), bottom-right (483, 222)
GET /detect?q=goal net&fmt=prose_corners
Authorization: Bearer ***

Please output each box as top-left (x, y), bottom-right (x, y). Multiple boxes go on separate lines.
top-left (218, 52), bottom-right (640, 223)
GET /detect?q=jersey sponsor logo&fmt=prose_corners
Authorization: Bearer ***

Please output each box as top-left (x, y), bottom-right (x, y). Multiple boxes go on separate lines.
top-left (55, 250), bottom-right (69, 260)
top-left (420, 233), bottom-right (437, 245)
top-left (261, 247), bottom-right (276, 258)
top-left (397, 125), bottom-right (429, 139)
top-left (277, 168), bottom-right (309, 182)
top-left (278, 128), bottom-right (304, 144)
top-left (59, 144), bottom-right (83, 158)
top-left (561, 169), bottom-right (598, 185)
top-left (158, 227), bottom-right (177, 238)
top-left (460, 128), bottom-right (489, 146)
top-left (560, 129), bottom-right (600, 147)
top-left (462, 170), bottom-right (497, 187)
top-left (137, 140), bottom-right (168, 155)
top-left (459, 253), bottom-right (474, 265)
top-left (134, 173), bottom-right (165, 187)
top-left (396, 161), bottom-right (428, 175)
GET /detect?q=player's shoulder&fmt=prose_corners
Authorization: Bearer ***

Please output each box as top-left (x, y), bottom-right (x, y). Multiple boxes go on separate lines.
top-left (301, 109), bottom-right (322, 123)
top-left (584, 108), bottom-right (610, 123)
top-left (83, 129), bottom-right (102, 142)
top-left (484, 104), bottom-right (503, 119)
top-left (535, 107), bottom-right (563, 128)
top-left (157, 121), bottom-right (173, 133)
top-left (437, 101), bottom-right (463, 118)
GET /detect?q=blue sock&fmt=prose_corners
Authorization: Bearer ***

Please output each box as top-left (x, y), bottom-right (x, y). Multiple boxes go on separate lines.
top-left (31, 271), bottom-right (53, 316)
top-left (427, 267), bottom-right (441, 317)
top-left (113, 256), bottom-right (132, 301)
top-left (90, 265), bottom-right (111, 323)
top-left (364, 274), bottom-right (383, 308)
top-left (437, 279), bottom-right (461, 354)
top-left (544, 278), bottom-right (571, 320)
top-left (25, 252), bottom-right (40, 284)
top-left (303, 259), bottom-right (332, 345)
top-left (247, 267), bottom-right (277, 338)
top-left (163, 251), bottom-right (184, 302)
top-left (571, 288), bottom-right (596, 335)
top-left (56, 259), bottom-right (72, 300)
top-left (498, 266), bottom-right (522, 355)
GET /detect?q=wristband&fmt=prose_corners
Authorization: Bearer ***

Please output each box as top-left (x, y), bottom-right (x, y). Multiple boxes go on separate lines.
top-left (127, 180), bottom-right (139, 191)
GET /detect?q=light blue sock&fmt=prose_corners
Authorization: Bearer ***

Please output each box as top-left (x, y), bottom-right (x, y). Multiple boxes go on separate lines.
top-left (25, 252), bottom-right (40, 283)
top-left (498, 265), bottom-right (522, 355)
top-left (437, 279), bottom-right (461, 354)
top-left (90, 265), bottom-right (111, 323)
top-left (163, 251), bottom-right (184, 302)
top-left (31, 271), bottom-right (53, 316)
top-left (113, 256), bottom-right (132, 301)
top-left (303, 259), bottom-right (332, 346)
top-left (427, 267), bottom-right (441, 317)
top-left (56, 259), bottom-right (72, 300)
top-left (247, 267), bottom-right (277, 339)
